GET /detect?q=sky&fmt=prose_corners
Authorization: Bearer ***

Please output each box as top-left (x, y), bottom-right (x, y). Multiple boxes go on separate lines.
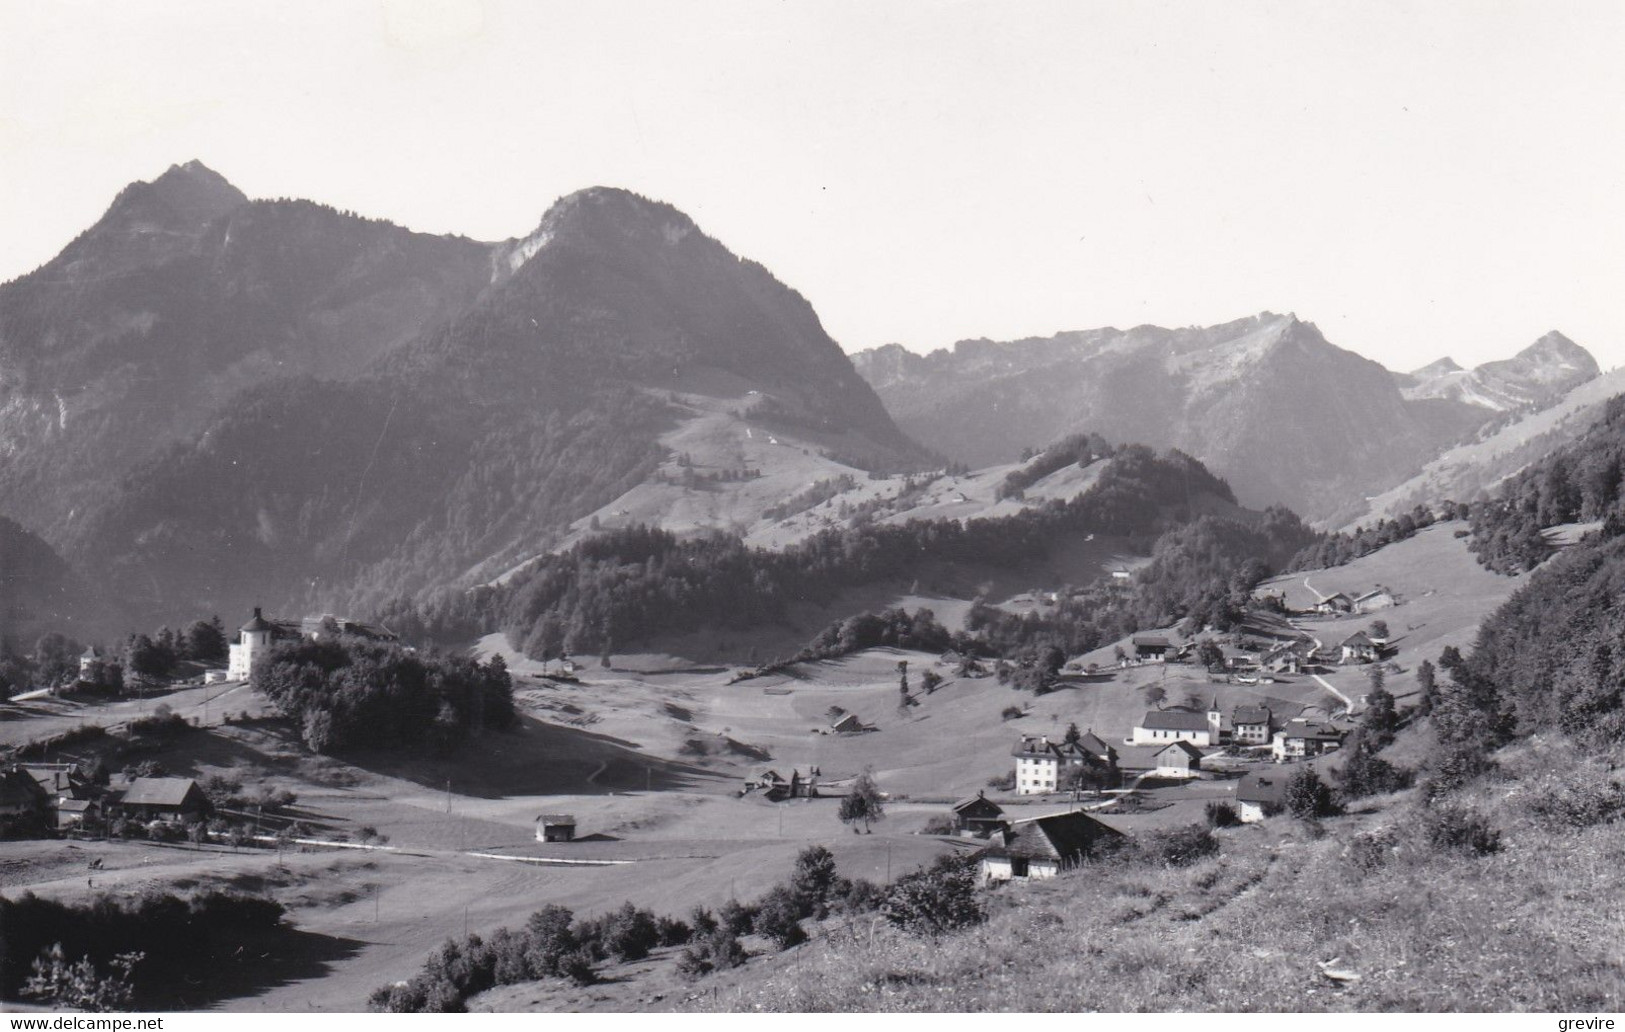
top-left (3, 0), bottom-right (1622, 370)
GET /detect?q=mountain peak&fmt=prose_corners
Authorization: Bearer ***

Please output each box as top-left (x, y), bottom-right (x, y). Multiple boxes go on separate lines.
top-left (115, 159), bottom-right (247, 228)
top-left (1410, 356), bottom-right (1464, 377)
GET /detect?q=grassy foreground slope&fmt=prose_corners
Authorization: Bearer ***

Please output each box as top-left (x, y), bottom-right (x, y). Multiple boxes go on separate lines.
top-left (693, 735), bottom-right (1625, 1012)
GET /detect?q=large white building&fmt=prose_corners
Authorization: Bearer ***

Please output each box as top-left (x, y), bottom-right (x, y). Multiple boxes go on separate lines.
top-left (1131, 707), bottom-right (1221, 747)
top-left (226, 608), bottom-right (397, 680)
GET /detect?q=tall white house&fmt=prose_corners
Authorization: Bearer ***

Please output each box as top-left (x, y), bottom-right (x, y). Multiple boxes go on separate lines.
top-left (227, 608), bottom-right (277, 680)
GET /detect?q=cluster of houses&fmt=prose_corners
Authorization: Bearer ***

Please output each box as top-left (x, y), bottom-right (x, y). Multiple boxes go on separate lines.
top-left (0, 764), bottom-right (210, 836)
top-left (744, 767), bottom-right (822, 801)
top-left (946, 792), bottom-right (1124, 884)
top-left (1311, 587), bottom-right (1397, 616)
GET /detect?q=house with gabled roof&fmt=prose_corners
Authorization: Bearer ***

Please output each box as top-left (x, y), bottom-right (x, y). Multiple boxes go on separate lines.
top-left (0, 767), bottom-right (50, 822)
top-left (1339, 631), bottom-right (1379, 664)
top-left (1353, 588), bottom-right (1397, 613)
top-left (1132, 707), bottom-right (1220, 747)
top-left (1231, 706), bottom-right (1274, 745)
top-left (1272, 719), bottom-right (1346, 761)
top-left (1152, 740), bottom-right (1204, 778)
top-left (1011, 733), bottom-right (1119, 795)
top-left (951, 792), bottom-right (1007, 837)
top-left (536, 814), bottom-right (576, 842)
top-left (1236, 770), bottom-right (1289, 822)
top-left (1132, 635), bottom-right (1173, 662)
top-left (830, 712), bottom-right (865, 734)
top-left (1313, 592), bottom-right (1353, 615)
top-left (978, 810), bottom-right (1124, 883)
top-left (115, 777), bottom-right (209, 822)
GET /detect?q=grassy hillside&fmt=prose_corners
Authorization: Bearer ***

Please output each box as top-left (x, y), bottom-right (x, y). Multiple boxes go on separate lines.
top-left (689, 735), bottom-right (1625, 1012)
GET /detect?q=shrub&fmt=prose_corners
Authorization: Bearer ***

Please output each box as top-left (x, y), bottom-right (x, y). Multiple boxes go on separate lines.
top-left (753, 887), bottom-right (808, 949)
top-left (1001, 705), bottom-right (1024, 721)
top-left (1424, 802), bottom-right (1501, 856)
top-left (688, 906), bottom-right (718, 937)
top-left (1204, 802), bottom-right (1239, 828)
top-left (1338, 746), bottom-right (1414, 799)
top-left (790, 845), bottom-right (839, 916)
top-left (676, 929), bottom-right (746, 979)
top-left (718, 899), bottom-right (756, 936)
top-left (881, 854), bottom-right (985, 936)
top-left (558, 948), bottom-right (598, 986)
top-left (839, 877), bottom-right (885, 913)
top-left (922, 814), bottom-right (957, 835)
top-left (1285, 766), bottom-right (1341, 820)
top-left (656, 916), bottom-right (693, 947)
top-left (523, 905), bottom-right (577, 975)
top-left (601, 902), bottom-right (661, 962)
top-left (1144, 824), bottom-right (1220, 866)
top-left (986, 771), bottom-right (1016, 791)
top-left (1525, 775), bottom-right (1625, 830)
top-left (22, 945), bottom-right (142, 1013)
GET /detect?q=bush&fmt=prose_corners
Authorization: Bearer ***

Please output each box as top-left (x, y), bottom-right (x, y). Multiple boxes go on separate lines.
top-left (1285, 766), bottom-right (1341, 820)
top-left (676, 929), bottom-right (747, 980)
top-left (718, 899), bottom-right (756, 936)
top-left (688, 906), bottom-right (718, 938)
top-left (655, 916), bottom-right (692, 947)
top-left (922, 814), bottom-right (957, 836)
top-left (1525, 775), bottom-right (1625, 830)
top-left (558, 948), bottom-right (598, 987)
top-left (22, 945), bottom-right (142, 1013)
top-left (839, 877), bottom-right (885, 914)
top-left (1001, 705), bottom-right (1024, 721)
top-left (753, 887), bottom-right (808, 949)
top-left (1424, 802), bottom-right (1501, 856)
top-left (986, 771), bottom-right (1016, 791)
top-left (1144, 824), bottom-right (1220, 866)
top-left (1204, 802), bottom-right (1239, 828)
top-left (881, 854), bottom-right (985, 936)
top-left (601, 903), bottom-right (660, 962)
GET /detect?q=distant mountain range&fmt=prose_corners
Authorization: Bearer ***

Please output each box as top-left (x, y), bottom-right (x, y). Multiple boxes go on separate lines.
top-left (852, 314), bottom-right (1601, 524)
top-left (0, 162), bottom-right (924, 631)
top-left (1394, 331), bottom-right (1597, 411)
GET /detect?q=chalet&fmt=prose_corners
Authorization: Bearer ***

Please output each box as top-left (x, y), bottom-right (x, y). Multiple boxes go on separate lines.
top-left (1152, 740), bottom-right (1204, 778)
top-left (1220, 645), bottom-right (1258, 672)
top-left (978, 810), bottom-right (1123, 883)
top-left (536, 814), bottom-right (577, 842)
top-left (1231, 706), bottom-right (1274, 745)
top-left (1132, 707), bottom-right (1220, 747)
top-left (1132, 635), bottom-right (1173, 662)
top-left (951, 792), bottom-right (1007, 838)
top-left (115, 777), bottom-right (209, 822)
top-left (1011, 733), bottom-right (1119, 795)
top-left (1272, 719), bottom-right (1346, 761)
top-left (1354, 588), bottom-right (1397, 613)
top-left (830, 712), bottom-right (864, 734)
top-left (1235, 770), bottom-right (1289, 822)
top-left (1264, 638), bottom-right (1317, 674)
top-left (1339, 631), bottom-right (1379, 665)
top-left (54, 798), bottom-right (99, 831)
top-left (0, 767), bottom-right (49, 820)
top-left (78, 646), bottom-right (103, 679)
top-left (1313, 592), bottom-right (1353, 615)
top-left (747, 769), bottom-right (790, 793)
top-left (23, 762), bottom-right (87, 800)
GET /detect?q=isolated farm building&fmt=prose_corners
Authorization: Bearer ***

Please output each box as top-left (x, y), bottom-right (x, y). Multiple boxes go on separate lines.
top-left (830, 712), bottom-right (865, 734)
top-left (763, 768), bottom-right (818, 801)
top-left (1152, 740), bottom-right (1204, 778)
top-left (979, 810), bottom-right (1123, 883)
top-left (1231, 706), bottom-right (1275, 745)
top-left (1220, 645), bottom-right (1258, 671)
top-left (118, 777), bottom-right (209, 822)
top-left (1235, 770), bottom-right (1289, 822)
top-left (1354, 588), bottom-right (1397, 613)
top-left (1132, 635), bottom-right (1173, 662)
top-left (1339, 631), bottom-right (1380, 665)
top-left (1272, 720), bottom-right (1347, 761)
top-left (1011, 733), bottom-right (1120, 795)
top-left (1132, 708), bottom-right (1219, 747)
top-left (536, 814), bottom-right (577, 842)
top-left (951, 792), bottom-right (1007, 837)
top-left (1313, 592), bottom-right (1353, 615)
top-left (747, 769), bottom-right (789, 794)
